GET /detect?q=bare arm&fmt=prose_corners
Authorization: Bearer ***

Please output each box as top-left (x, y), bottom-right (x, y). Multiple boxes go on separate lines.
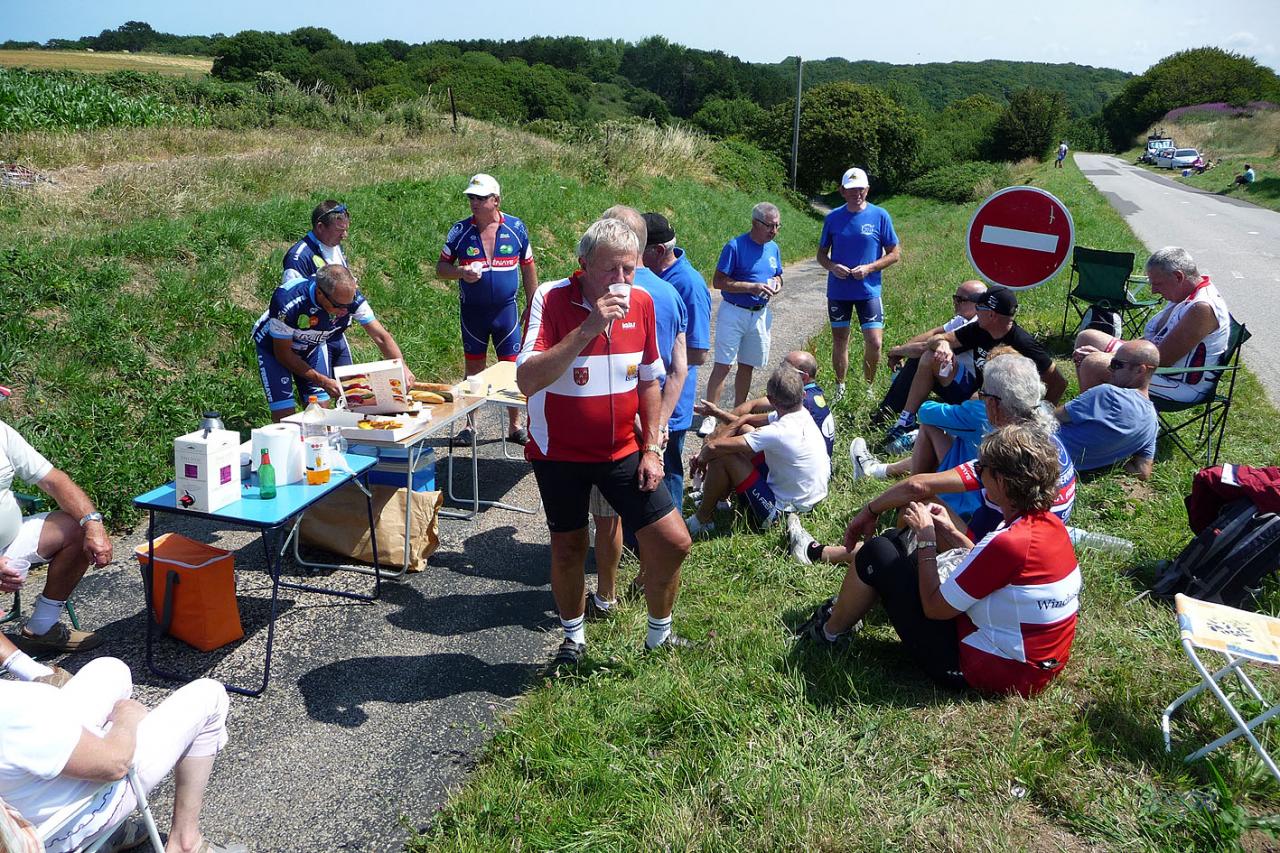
top-left (712, 270), bottom-right (768, 297)
top-left (60, 700), bottom-right (148, 783)
top-left (1156, 303), bottom-right (1219, 366)
top-left (1124, 454), bottom-right (1154, 480)
top-left (273, 337), bottom-right (341, 398)
top-left (635, 378), bottom-right (664, 493)
top-left (844, 468), bottom-right (969, 546)
top-left (817, 243), bottom-right (850, 279)
top-left (700, 433), bottom-right (755, 460)
top-left (436, 259), bottom-right (481, 284)
top-left (362, 320), bottom-right (415, 386)
top-left (520, 260), bottom-right (539, 307)
top-left (850, 242), bottom-right (902, 281)
top-left (901, 502), bottom-right (963, 620)
top-left (1042, 363), bottom-right (1068, 405)
top-left (686, 346), bottom-right (708, 367)
top-left (888, 324), bottom-right (948, 362)
top-left (35, 469), bottom-right (111, 567)
top-left (516, 292), bottom-right (623, 397)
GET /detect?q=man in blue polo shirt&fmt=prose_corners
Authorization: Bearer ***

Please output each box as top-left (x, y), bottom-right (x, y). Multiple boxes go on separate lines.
top-left (1056, 339), bottom-right (1159, 479)
top-left (283, 200), bottom-right (349, 286)
top-left (699, 203), bottom-right (784, 437)
top-left (252, 265), bottom-right (415, 421)
top-left (817, 167), bottom-right (901, 401)
top-left (643, 212), bottom-right (710, 502)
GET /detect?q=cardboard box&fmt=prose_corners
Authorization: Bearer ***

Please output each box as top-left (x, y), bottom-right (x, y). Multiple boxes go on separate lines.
top-left (284, 408), bottom-right (432, 443)
top-left (336, 359), bottom-right (409, 415)
top-left (174, 429), bottom-right (241, 512)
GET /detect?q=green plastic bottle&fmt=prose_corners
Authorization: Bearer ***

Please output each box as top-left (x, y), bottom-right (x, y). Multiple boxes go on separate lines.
top-left (259, 449), bottom-right (277, 500)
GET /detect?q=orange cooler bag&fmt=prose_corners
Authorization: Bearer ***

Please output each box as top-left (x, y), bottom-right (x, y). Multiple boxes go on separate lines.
top-left (134, 532), bottom-right (244, 652)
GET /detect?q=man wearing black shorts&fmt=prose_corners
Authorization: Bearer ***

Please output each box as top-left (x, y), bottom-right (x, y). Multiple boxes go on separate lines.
top-left (517, 218), bottom-right (693, 667)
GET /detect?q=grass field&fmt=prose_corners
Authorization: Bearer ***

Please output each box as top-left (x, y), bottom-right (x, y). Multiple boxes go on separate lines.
top-left (0, 49), bottom-right (211, 77)
top-left (408, 157), bottom-right (1280, 851)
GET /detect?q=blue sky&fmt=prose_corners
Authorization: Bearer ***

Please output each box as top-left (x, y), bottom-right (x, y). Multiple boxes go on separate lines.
top-left (9, 0), bottom-right (1279, 73)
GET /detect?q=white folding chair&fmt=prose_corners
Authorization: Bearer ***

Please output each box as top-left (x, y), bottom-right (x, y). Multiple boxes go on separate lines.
top-left (1161, 593), bottom-right (1280, 784)
top-left (36, 766), bottom-right (163, 852)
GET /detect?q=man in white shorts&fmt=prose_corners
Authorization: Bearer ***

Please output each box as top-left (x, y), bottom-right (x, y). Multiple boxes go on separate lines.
top-left (1, 418), bottom-right (111, 663)
top-left (698, 204), bottom-right (784, 436)
top-left (1073, 246), bottom-right (1229, 405)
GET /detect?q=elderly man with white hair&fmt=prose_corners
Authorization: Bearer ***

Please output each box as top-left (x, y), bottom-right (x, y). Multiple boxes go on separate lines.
top-left (517, 218), bottom-right (693, 668)
top-left (698, 203), bottom-right (785, 436)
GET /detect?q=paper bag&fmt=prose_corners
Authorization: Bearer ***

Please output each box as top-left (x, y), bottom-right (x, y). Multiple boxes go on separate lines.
top-left (299, 483), bottom-right (442, 572)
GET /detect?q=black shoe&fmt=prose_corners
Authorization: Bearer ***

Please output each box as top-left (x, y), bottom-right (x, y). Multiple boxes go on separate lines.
top-left (547, 638), bottom-right (585, 671)
top-left (452, 427), bottom-right (475, 448)
top-left (584, 595), bottom-right (615, 622)
top-left (507, 428), bottom-right (529, 446)
top-left (795, 598), bottom-right (856, 648)
top-left (646, 632), bottom-right (695, 651)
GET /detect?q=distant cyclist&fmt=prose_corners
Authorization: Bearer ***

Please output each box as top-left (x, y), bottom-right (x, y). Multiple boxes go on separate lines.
top-left (437, 174), bottom-right (539, 445)
top-left (252, 265), bottom-right (415, 421)
top-left (284, 200), bottom-right (350, 287)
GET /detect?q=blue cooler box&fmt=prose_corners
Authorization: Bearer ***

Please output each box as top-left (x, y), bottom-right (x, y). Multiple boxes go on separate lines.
top-left (349, 444), bottom-right (436, 492)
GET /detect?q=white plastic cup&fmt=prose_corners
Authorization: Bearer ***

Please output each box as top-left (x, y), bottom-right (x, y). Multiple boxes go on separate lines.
top-left (468, 261), bottom-right (484, 277)
top-left (467, 376), bottom-right (486, 396)
top-left (608, 282), bottom-right (631, 311)
top-left (5, 558), bottom-right (31, 582)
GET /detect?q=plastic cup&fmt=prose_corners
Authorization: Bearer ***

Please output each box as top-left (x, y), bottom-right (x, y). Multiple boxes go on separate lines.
top-left (608, 282), bottom-right (631, 311)
top-left (467, 376), bottom-right (486, 396)
top-left (5, 558), bottom-right (31, 582)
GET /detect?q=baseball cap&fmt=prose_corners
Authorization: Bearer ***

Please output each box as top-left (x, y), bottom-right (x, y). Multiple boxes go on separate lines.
top-left (841, 167), bottom-right (870, 189)
top-left (463, 173), bottom-right (501, 197)
top-left (642, 213), bottom-right (675, 246)
top-left (976, 285), bottom-right (1018, 316)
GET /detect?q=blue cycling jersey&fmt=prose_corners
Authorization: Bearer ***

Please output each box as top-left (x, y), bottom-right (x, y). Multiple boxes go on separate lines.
top-left (440, 213), bottom-right (534, 307)
top-left (251, 278), bottom-right (375, 356)
top-left (283, 231), bottom-right (347, 287)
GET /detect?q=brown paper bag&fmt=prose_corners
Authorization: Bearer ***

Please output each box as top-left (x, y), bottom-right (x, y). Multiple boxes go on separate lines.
top-left (299, 483), bottom-right (443, 572)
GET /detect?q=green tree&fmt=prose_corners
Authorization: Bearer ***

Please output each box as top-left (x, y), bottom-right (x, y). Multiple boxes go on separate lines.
top-left (932, 93), bottom-right (1003, 162)
top-left (212, 31), bottom-right (310, 83)
top-left (691, 97), bottom-right (767, 138)
top-left (755, 81), bottom-right (923, 195)
top-left (990, 87), bottom-right (1067, 161)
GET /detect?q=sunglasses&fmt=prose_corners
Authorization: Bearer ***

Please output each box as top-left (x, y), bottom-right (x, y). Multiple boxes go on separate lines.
top-left (973, 460), bottom-right (986, 478)
top-left (753, 219), bottom-right (782, 230)
top-left (318, 286), bottom-right (359, 313)
top-left (319, 203), bottom-right (348, 222)
top-left (1108, 358), bottom-right (1131, 371)
top-left (952, 294), bottom-right (974, 303)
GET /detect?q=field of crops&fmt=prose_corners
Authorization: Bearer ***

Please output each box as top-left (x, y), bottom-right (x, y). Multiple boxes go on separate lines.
top-left (0, 49), bottom-right (211, 76)
top-left (0, 67), bottom-right (204, 132)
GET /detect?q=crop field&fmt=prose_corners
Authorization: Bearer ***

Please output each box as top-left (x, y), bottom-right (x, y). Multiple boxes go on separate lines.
top-left (0, 49), bottom-right (211, 76)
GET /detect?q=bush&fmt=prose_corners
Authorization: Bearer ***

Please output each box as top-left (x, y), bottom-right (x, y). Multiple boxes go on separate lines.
top-left (903, 161), bottom-right (1010, 203)
top-left (710, 138), bottom-right (788, 194)
top-left (691, 97), bottom-right (768, 138)
top-left (990, 87), bottom-right (1067, 161)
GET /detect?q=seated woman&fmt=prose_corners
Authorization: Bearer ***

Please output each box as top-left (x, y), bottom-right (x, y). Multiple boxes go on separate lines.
top-left (797, 423), bottom-right (1082, 697)
top-left (0, 657), bottom-right (244, 853)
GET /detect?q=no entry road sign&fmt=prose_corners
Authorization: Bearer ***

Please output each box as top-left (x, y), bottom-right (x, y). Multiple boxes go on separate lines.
top-left (966, 186), bottom-right (1074, 289)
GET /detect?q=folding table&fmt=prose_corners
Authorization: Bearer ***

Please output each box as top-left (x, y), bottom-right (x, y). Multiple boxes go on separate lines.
top-left (133, 453), bottom-right (379, 697)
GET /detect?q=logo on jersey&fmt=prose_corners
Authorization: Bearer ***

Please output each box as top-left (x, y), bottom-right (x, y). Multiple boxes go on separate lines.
top-left (621, 322), bottom-right (636, 330)
top-left (813, 394), bottom-right (826, 407)
top-left (769, 257), bottom-right (778, 271)
top-left (861, 223), bottom-right (876, 236)
top-left (573, 367), bottom-right (590, 385)
top-left (626, 364), bottom-right (638, 381)
top-left (500, 244), bottom-right (513, 254)
top-left (297, 316), bottom-right (312, 330)
top-left (466, 246), bottom-right (481, 256)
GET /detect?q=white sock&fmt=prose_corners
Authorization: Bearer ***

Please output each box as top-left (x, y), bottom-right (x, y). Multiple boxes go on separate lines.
top-left (2, 649), bottom-right (52, 681)
top-left (646, 614), bottom-right (673, 649)
top-left (592, 593), bottom-right (615, 612)
top-left (822, 624), bottom-right (842, 642)
top-left (895, 411), bottom-right (916, 428)
top-left (26, 595), bottom-right (65, 635)
top-left (561, 614), bottom-right (585, 645)
top-left (869, 463), bottom-right (890, 480)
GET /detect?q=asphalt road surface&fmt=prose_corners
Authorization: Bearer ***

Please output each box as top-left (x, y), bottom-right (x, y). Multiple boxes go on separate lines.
top-left (1075, 152), bottom-right (1280, 405)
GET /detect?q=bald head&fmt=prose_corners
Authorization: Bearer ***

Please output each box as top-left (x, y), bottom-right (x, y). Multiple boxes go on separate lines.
top-left (601, 205), bottom-right (647, 256)
top-left (1119, 339), bottom-right (1159, 368)
top-left (955, 279), bottom-right (987, 319)
top-left (784, 351), bottom-right (818, 381)
top-left (1111, 339), bottom-right (1161, 391)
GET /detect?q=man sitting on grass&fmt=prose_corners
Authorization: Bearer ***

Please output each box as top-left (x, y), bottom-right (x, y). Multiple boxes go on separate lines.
top-left (1058, 339), bottom-right (1160, 479)
top-left (686, 363), bottom-right (830, 538)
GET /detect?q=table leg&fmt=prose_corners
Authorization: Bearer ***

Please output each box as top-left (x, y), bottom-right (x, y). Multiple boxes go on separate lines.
top-left (444, 408), bottom-right (539, 516)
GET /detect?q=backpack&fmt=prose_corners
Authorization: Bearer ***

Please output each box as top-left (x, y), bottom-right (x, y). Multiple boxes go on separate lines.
top-left (1076, 306), bottom-right (1121, 339)
top-left (1153, 499), bottom-right (1280, 609)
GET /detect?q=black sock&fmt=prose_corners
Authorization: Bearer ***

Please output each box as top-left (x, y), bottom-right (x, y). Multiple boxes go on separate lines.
top-left (807, 541), bottom-right (825, 563)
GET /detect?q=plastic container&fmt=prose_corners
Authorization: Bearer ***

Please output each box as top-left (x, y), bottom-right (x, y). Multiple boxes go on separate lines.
top-left (1067, 526), bottom-right (1134, 556)
top-left (301, 396), bottom-right (331, 485)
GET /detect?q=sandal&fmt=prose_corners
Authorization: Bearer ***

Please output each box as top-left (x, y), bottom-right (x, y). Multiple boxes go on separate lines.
top-left (101, 817), bottom-right (149, 853)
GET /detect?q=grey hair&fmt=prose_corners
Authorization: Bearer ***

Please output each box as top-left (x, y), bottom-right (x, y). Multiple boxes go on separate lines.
top-left (766, 362), bottom-right (805, 411)
top-left (658, 238), bottom-right (676, 253)
top-left (1146, 246), bottom-right (1198, 279)
top-left (577, 218), bottom-right (640, 263)
top-left (982, 354), bottom-right (1058, 434)
top-left (752, 202), bottom-right (779, 223)
top-left (601, 205), bottom-right (647, 248)
top-left (315, 264), bottom-right (355, 294)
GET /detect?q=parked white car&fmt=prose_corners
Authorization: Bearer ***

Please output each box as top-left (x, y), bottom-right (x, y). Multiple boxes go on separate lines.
top-left (1154, 148), bottom-right (1200, 170)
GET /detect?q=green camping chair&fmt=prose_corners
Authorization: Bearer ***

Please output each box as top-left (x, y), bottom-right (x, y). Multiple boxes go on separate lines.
top-left (1153, 317), bottom-right (1250, 468)
top-left (1, 493), bottom-right (81, 631)
top-left (1059, 247), bottom-right (1161, 341)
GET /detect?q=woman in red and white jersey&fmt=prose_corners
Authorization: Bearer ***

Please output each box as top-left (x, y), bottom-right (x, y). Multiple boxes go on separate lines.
top-left (798, 422), bottom-right (1080, 697)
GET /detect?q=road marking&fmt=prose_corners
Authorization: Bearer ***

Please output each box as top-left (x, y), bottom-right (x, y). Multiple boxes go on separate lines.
top-left (1232, 271), bottom-right (1244, 279)
top-left (1249, 231), bottom-right (1260, 235)
top-left (1181, 200), bottom-right (1190, 204)
top-left (1206, 213), bottom-right (1217, 217)
top-left (979, 225), bottom-right (1058, 253)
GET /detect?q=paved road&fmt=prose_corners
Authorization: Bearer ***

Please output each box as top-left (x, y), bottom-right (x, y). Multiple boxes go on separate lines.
top-left (1075, 153), bottom-right (1280, 405)
top-left (16, 257), bottom-right (831, 852)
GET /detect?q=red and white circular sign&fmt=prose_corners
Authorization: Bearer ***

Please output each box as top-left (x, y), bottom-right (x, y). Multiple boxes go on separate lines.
top-left (965, 186), bottom-right (1074, 290)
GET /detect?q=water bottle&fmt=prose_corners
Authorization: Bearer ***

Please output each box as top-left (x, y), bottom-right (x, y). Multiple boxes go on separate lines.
top-left (259, 449), bottom-right (277, 500)
top-left (301, 396), bottom-right (331, 485)
top-left (1067, 526), bottom-right (1133, 556)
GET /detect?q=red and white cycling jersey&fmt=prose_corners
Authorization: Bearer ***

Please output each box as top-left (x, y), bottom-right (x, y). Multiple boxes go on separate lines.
top-left (518, 274), bottom-right (664, 463)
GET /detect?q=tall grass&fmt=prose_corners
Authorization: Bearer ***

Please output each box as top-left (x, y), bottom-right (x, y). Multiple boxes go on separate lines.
top-left (0, 67), bottom-right (202, 131)
top-left (1132, 110), bottom-right (1280, 211)
top-left (408, 158), bottom-right (1280, 851)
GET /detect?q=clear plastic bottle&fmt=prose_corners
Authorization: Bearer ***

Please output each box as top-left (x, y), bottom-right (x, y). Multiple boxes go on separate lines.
top-left (301, 396), bottom-right (331, 485)
top-left (1067, 526), bottom-right (1134, 556)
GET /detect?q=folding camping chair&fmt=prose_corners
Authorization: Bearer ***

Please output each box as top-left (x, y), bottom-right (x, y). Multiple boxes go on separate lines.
top-left (1, 493), bottom-right (81, 631)
top-left (1162, 593), bottom-right (1280, 784)
top-left (36, 766), bottom-right (164, 852)
top-left (1153, 317), bottom-right (1249, 468)
top-left (1059, 247), bottom-right (1160, 341)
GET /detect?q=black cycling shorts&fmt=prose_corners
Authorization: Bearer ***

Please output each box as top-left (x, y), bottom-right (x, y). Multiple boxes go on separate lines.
top-left (532, 452), bottom-right (675, 534)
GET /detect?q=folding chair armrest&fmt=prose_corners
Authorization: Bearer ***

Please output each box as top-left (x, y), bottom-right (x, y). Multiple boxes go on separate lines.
top-left (14, 492), bottom-right (42, 514)
top-left (1154, 364), bottom-right (1239, 376)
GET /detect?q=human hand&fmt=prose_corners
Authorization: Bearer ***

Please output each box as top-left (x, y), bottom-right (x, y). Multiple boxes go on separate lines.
top-left (459, 263), bottom-right (482, 284)
top-left (768, 275), bottom-right (784, 294)
top-left (926, 502), bottom-right (957, 533)
top-left (887, 352), bottom-right (904, 372)
top-left (403, 366), bottom-right (417, 387)
top-left (850, 265), bottom-right (869, 280)
top-left (689, 453), bottom-right (708, 479)
top-left (82, 524), bottom-right (112, 568)
top-left (321, 375), bottom-right (343, 399)
top-left (1072, 345), bottom-right (1098, 366)
top-left (831, 264), bottom-right (851, 280)
top-left (0, 558), bottom-right (24, 593)
top-left (582, 291), bottom-right (627, 337)
top-left (901, 501), bottom-right (936, 537)
top-left (842, 508), bottom-right (877, 550)
top-left (636, 450), bottom-right (664, 492)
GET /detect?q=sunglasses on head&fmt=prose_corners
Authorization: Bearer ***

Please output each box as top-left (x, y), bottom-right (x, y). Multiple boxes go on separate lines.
top-left (973, 459), bottom-right (986, 478)
top-left (319, 203), bottom-right (348, 222)
top-left (953, 293), bottom-right (974, 303)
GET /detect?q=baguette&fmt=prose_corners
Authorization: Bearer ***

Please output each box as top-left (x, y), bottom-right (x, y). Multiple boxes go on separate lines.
top-left (410, 390), bottom-right (448, 404)
top-left (411, 381), bottom-right (454, 393)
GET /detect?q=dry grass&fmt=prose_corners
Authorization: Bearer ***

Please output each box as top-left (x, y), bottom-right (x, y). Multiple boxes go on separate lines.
top-left (1145, 110), bottom-right (1280, 160)
top-left (0, 49), bottom-right (211, 77)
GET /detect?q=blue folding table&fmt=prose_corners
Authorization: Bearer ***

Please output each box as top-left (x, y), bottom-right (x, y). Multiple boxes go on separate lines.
top-left (133, 453), bottom-right (379, 697)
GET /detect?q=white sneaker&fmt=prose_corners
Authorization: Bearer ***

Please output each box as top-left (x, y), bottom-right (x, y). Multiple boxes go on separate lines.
top-left (697, 415), bottom-right (716, 438)
top-left (865, 384), bottom-right (877, 400)
top-left (787, 513), bottom-right (817, 565)
top-left (686, 513), bottom-right (716, 538)
top-left (849, 437), bottom-right (888, 481)
top-left (833, 382), bottom-right (847, 403)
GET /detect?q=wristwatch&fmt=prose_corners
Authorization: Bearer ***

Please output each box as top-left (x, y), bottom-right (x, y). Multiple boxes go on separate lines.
top-left (643, 444), bottom-right (664, 457)
top-left (79, 511), bottom-right (104, 527)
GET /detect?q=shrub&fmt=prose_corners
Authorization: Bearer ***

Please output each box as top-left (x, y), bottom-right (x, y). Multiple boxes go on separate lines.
top-left (710, 138), bottom-right (788, 194)
top-left (990, 87), bottom-right (1067, 161)
top-left (903, 161), bottom-right (1010, 203)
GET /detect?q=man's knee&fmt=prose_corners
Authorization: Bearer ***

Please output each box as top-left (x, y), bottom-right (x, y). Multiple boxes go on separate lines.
top-left (1075, 329), bottom-right (1116, 351)
top-left (638, 513), bottom-right (691, 565)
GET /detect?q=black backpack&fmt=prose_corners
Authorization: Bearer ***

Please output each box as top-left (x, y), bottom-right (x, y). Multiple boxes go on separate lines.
top-left (1153, 499), bottom-right (1280, 609)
